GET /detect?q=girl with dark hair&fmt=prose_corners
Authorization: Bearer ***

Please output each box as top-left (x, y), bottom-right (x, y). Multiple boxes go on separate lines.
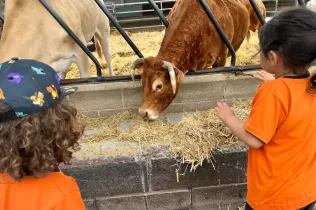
top-left (215, 7), bottom-right (316, 210)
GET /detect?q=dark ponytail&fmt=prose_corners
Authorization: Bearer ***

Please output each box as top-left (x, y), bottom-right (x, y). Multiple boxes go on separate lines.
top-left (259, 7), bottom-right (316, 94)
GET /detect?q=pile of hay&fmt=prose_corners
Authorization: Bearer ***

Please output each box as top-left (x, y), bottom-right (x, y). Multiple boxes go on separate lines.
top-left (65, 30), bottom-right (260, 79)
top-left (80, 99), bottom-right (252, 173)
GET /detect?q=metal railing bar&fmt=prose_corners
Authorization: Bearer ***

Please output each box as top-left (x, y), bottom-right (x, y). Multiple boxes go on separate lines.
top-left (199, 0), bottom-right (237, 68)
top-left (60, 64), bottom-right (262, 86)
top-left (116, 17), bottom-right (165, 23)
top-left (115, 8), bottom-right (171, 15)
top-left (113, 25), bottom-right (165, 31)
top-left (249, 0), bottom-right (266, 25)
top-left (147, 0), bottom-right (169, 27)
top-left (95, 0), bottom-right (144, 58)
top-left (114, 0), bottom-right (176, 7)
top-left (297, 0), bottom-right (306, 6)
top-left (39, 0), bottom-right (103, 78)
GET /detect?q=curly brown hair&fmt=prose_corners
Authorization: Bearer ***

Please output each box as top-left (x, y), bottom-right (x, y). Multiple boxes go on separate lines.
top-left (0, 100), bottom-right (85, 182)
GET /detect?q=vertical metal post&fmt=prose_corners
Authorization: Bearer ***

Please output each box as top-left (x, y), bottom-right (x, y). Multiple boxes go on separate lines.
top-left (297, 0), bottom-right (306, 6)
top-left (160, 1), bottom-right (164, 27)
top-left (148, 0), bottom-right (169, 27)
top-left (39, 0), bottom-right (103, 79)
top-left (95, 0), bottom-right (144, 58)
top-left (199, 0), bottom-right (236, 67)
top-left (249, 0), bottom-right (266, 25)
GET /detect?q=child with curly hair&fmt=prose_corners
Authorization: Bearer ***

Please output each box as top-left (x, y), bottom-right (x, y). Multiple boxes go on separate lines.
top-left (215, 7), bottom-right (316, 210)
top-left (0, 58), bottom-right (85, 210)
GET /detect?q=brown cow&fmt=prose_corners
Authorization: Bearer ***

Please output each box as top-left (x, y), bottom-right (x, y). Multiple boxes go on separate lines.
top-left (241, 0), bottom-right (266, 41)
top-left (163, 0), bottom-right (266, 41)
top-left (130, 0), bottom-right (252, 120)
top-left (0, 0), bottom-right (113, 79)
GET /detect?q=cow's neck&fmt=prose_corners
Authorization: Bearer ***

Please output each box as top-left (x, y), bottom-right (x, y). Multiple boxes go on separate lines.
top-left (156, 45), bottom-right (192, 75)
top-left (155, 9), bottom-right (201, 74)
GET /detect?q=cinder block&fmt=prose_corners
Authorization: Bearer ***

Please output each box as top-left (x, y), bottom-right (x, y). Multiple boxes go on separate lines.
top-left (96, 194), bottom-right (146, 210)
top-left (122, 88), bottom-right (143, 108)
top-left (214, 150), bottom-right (248, 184)
top-left (224, 78), bottom-right (260, 99)
top-left (69, 89), bottom-right (124, 111)
top-left (174, 81), bottom-right (225, 104)
top-left (84, 199), bottom-right (96, 210)
top-left (146, 190), bottom-right (191, 210)
top-left (150, 158), bottom-right (220, 191)
top-left (150, 147), bottom-right (248, 192)
top-left (61, 160), bottom-right (147, 198)
top-left (192, 183), bottom-right (247, 210)
top-left (165, 98), bottom-right (236, 113)
top-left (79, 110), bottom-right (99, 118)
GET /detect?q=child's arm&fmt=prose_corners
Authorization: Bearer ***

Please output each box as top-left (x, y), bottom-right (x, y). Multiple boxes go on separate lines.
top-left (215, 102), bottom-right (265, 149)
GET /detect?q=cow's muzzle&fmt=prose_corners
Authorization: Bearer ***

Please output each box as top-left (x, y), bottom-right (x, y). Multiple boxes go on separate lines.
top-left (139, 108), bottom-right (159, 121)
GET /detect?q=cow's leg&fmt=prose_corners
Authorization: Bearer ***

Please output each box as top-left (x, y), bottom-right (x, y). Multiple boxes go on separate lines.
top-left (74, 50), bottom-right (91, 78)
top-left (50, 55), bottom-right (76, 80)
top-left (213, 48), bottom-right (229, 68)
top-left (95, 29), bottom-right (113, 76)
top-left (213, 55), bottom-right (227, 67)
top-left (58, 71), bottom-right (67, 80)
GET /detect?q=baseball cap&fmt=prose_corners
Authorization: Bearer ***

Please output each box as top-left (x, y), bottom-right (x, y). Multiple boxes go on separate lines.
top-left (0, 58), bottom-right (78, 123)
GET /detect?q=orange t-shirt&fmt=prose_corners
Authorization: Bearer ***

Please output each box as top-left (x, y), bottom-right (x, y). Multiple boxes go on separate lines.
top-left (0, 171), bottom-right (85, 210)
top-left (244, 74), bottom-right (316, 210)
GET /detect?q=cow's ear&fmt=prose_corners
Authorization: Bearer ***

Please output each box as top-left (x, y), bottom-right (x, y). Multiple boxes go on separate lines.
top-left (175, 68), bottom-right (184, 83)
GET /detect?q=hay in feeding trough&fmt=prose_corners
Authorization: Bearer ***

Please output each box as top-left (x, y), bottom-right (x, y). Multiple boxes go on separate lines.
top-left (65, 30), bottom-right (260, 79)
top-left (80, 99), bottom-right (252, 174)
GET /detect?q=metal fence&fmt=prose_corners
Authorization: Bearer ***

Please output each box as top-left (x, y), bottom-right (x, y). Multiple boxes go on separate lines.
top-left (0, 0), bottom-right (306, 85)
top-left (105, 0), bottom-right (175, 30)
top-left (105, 0), bottom-right (280, 31)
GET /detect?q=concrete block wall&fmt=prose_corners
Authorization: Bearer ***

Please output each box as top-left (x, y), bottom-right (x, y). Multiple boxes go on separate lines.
top-left (61, 146), bottom-right (248, 210)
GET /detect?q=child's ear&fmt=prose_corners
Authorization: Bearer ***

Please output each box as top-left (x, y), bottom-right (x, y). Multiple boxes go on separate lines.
top-left (268, 50), bottom-right (279, 66)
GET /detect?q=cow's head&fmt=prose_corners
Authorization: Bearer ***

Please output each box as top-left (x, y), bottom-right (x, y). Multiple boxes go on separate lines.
top-left (130, 56), bottom-right (185, 120)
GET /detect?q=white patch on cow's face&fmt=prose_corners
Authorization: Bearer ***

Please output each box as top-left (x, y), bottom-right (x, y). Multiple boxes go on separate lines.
top-left (152, 79), bottom-right (163, 92)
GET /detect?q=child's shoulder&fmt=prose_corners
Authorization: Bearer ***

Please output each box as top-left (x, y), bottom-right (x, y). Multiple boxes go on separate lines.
top-left (46, 171), bottom-right (80, 195)
top-left (257, 78), bottom-right (290, 94)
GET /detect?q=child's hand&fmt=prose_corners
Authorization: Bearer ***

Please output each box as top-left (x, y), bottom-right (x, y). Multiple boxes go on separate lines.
top-left (215, 102), bottom-right (235, 124)
top-left (254, 70), bottom-right (275, 82)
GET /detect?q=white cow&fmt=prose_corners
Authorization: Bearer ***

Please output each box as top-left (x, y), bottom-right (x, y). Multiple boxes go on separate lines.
top-left (307, 0), bottom-right (316, 12)
top-left (0, 0), bottom-right (113, 79)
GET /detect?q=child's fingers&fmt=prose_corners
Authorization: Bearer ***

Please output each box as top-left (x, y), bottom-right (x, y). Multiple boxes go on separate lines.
top-left (254, 74), bottom-right (264, 80)
top-left (216, 102), bottom-right (224, 108)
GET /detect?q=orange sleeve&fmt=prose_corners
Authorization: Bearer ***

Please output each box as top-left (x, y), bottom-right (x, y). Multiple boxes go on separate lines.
top-left (53, 190), bottom-right (85, 210)
top-left (244, 88), bottom-right (286, 144)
